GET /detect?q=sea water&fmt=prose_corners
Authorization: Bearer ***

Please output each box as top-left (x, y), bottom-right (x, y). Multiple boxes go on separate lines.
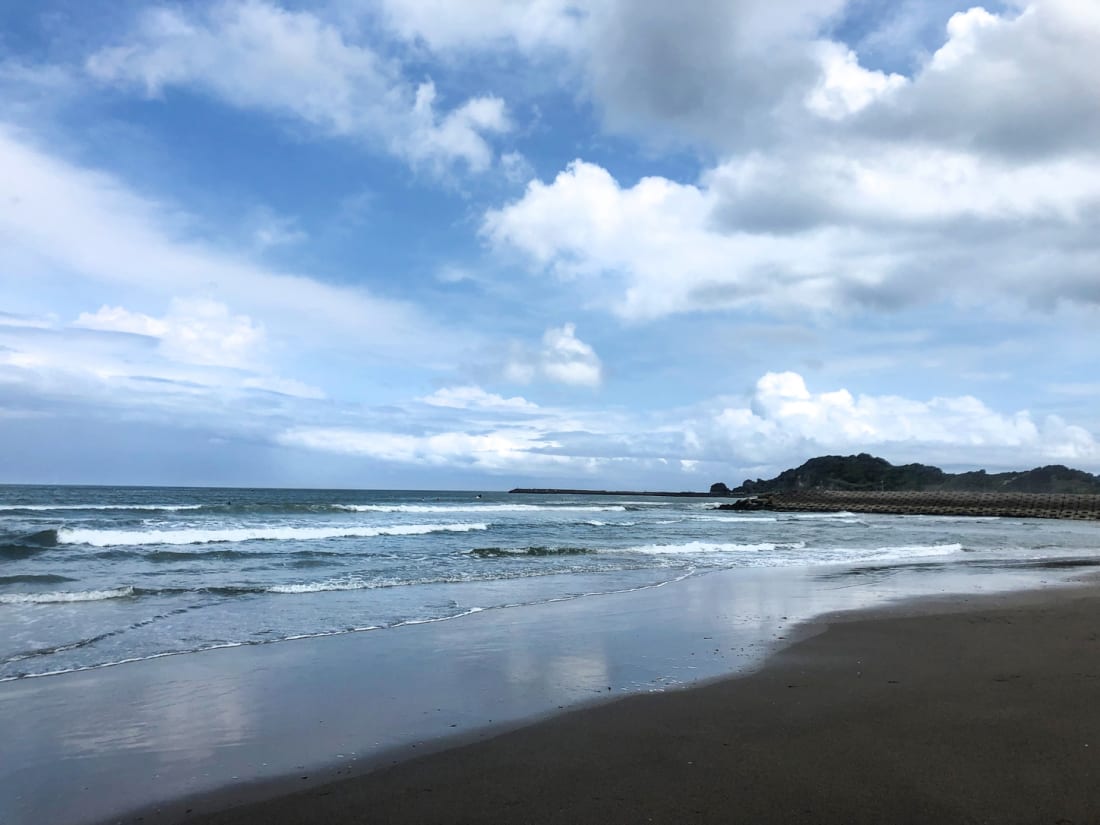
top-left (3, 484), bottom-right (1100, 682)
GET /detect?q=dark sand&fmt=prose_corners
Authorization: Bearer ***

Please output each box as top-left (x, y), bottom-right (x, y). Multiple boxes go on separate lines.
top-left (151, 583), bottom-right (1100, 825)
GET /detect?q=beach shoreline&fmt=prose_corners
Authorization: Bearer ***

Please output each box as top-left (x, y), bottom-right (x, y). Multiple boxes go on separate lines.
top-left (5, 555), bottom-right (1098, 825)
top-left (141, 575), bottom-right (1100, 825)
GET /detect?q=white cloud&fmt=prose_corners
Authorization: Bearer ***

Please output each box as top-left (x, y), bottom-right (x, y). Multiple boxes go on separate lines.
top-left (689, 371), bottom-right (1100, 466)
top-left (504, 323), bottom-right (603, 387)
top-left (1, 306), bottom-right (324, 411)
top-left (485, 142), bottom-right (1100, 318)
top-left (270, 369), bottom-right (1100, 478)
top-left (480, 2), bottom-right (1100, 320)
top-left (277, 425), bottom-right (573, 472)
top-left (76, 299), bottom-right (265, 369)
top-left (805, 41), bottom-right (905, 119)
top-left (375, 0), bottom-right (584, 52)
top-left (539, 323), bottom-right (602, 387)
top-left (86, 0), bottom-right (512, 173)
top-left (0, 124), bottom-right (467, 363)
top-left (555, 1), bottom-right (1100, 159)
top-left (858, 1), bottom-right (1100, 157)
top-left (420, 385), bottom-right (539, 411)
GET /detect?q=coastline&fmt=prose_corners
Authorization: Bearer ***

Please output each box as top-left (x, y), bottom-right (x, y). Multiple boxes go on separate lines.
top-left (5, 557), bottom-right (1098, 825)
top-left (152, 576), bottom-right (1100, 825)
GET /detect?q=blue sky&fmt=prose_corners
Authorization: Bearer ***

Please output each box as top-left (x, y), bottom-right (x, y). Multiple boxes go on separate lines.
top-left (2, 0), bottom-right (1100, 489)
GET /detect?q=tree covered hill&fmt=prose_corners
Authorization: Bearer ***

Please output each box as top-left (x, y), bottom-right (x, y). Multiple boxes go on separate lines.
top-left (730, 454), bottom-right (1100, 496)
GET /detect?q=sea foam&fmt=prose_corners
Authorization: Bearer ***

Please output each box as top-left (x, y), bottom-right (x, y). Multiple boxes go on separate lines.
top-left (616, 541), bottom-right (805, 555)
top-left (0, 504), bottom-right (202, 511)
top-left (0, 587), bottom-right (134, 604)
top-left (863, 543), bottom-right (963, 560)
top-left (57, 523), bottom-right (488, 547)
top-left (335, 503), bottom-right (627, 513)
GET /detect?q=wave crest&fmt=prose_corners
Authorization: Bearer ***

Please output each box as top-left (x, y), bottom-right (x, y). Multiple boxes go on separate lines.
top-left (335, 503), bottom-right (626, 513)
top-left (57, 523), bottom-right (489, 547)
top-left (0, 587), bottom-right (134, 604)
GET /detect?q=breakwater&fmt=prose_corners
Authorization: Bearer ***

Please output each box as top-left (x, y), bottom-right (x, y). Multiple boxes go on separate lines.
top-left (719, 490), bottom-right (1100, 520)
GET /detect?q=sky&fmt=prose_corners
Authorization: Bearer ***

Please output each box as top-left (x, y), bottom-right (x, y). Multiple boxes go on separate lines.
top-left (1, 0), bottom-right (1099, 489)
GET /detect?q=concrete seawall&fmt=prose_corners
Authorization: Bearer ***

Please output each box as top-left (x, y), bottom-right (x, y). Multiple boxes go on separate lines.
top-left (722, 490), bottom-right (1100, 520)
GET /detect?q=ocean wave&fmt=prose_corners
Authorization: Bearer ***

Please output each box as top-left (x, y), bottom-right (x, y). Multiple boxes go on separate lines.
top-left (0, 587), bottom-right (134, 604)
top-left (1, 571), bottom-right (699, 682)
top-left (55, 523), bottom-right (489, 547)
top-left (0, 529), bottom-right (62, 560)
top-left (863, 543), bottom-right (963, 560)
top-left (0, 504), bottom-right (202, 512)
top-left (267, 571), bottom-right (535, 594)
top-left (690, 515), bottom-right (779, 523)
top-left (0, 574), bottom-right (77, 586)
top-left (615, 541), bottom-right (806, 555)
top-left (468, 546), bottom-right (595, 558)
top-left (334, 503), bottom-right (627, 513)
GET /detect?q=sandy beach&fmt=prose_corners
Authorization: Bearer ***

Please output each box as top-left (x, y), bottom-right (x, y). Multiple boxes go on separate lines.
top-left (6, 543), bottom-right (1100, 825)
top-left (121, 577), bottom-right (1100, 825)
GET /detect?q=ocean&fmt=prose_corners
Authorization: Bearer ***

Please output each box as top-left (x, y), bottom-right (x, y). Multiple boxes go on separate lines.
top-left (4, 484), bottom-right (1100, 684)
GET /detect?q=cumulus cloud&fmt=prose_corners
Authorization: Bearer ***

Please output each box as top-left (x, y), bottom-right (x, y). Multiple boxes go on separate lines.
top-left (856, 2), bottom-right (1100, 158)
top-left (504, 323), bottom-right (603, 387)
top-left (485, 145), bottom-right (1100, 318)
top-left (480, 2), bottom-right (1100, 320)
top-left (579, 0), bottom-right (847, 148)
top-left (805, 41), bottom-right (905, 119)
top-left (268, 368), bottom-right (1100, 479)
top-left (86, 0), bottom-right (511, 173)
top-left (688, 372), bottom-right (1100, 467)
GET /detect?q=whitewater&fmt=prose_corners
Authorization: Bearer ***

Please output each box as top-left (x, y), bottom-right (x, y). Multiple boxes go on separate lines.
top-left (3, 484), bottom-right (1100, 681)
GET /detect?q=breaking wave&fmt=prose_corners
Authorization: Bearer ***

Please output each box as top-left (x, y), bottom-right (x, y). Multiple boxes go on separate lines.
top-left (55, 523), bottom-right (489, 547)
top-left (0, 587), bottom-right (135, 605)
top-left (335, 503), bottom-right (627, 513)
top-left (616, 541), bottom-right (804, 555)
top-left (0, 504), bottom-right (202, 512)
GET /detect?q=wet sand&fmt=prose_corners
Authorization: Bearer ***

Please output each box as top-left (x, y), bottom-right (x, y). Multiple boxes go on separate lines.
top-left (151, 581), bottom-right (1100, 825)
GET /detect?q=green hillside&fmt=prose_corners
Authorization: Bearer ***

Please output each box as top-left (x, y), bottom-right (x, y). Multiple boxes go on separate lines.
top-left (730, 454), bottom-right (1100, 496)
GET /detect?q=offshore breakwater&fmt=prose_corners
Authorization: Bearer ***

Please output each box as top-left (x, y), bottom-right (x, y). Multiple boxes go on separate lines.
top-left (721, 490), bottom-right (1100, 520)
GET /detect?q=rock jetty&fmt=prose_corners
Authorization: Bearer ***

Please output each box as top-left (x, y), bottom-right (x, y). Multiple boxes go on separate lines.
top-left (717, 490), bottom-right (1100, 521)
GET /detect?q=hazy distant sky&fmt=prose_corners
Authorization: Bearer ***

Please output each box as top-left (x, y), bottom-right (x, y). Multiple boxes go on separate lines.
top-left (2, 0), bottom-right (1099, 488)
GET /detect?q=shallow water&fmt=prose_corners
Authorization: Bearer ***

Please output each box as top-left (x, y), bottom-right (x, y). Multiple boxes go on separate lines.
top-left (3, 485), bottom-right (1100, 681)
